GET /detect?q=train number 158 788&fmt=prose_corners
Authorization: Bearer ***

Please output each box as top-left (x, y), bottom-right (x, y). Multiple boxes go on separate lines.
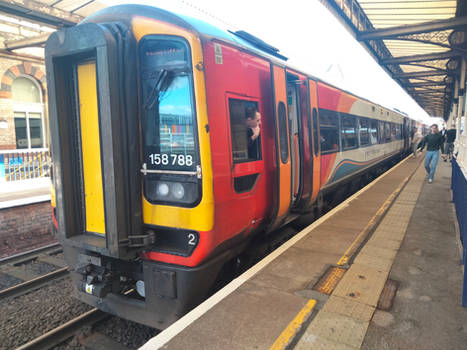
top-left (148, 153), bottom-right (193, 167)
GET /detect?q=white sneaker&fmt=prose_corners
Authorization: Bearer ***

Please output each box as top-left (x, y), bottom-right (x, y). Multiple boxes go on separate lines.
top-left (428, 179), bottom-right (433, 184)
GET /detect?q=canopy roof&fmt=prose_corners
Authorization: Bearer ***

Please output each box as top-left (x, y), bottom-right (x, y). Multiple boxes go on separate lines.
top-left (322, 0), bottom-right (467, 119)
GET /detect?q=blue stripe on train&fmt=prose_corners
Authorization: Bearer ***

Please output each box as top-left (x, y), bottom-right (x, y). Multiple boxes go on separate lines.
top-left (330, 160), bottom-right (371, 182)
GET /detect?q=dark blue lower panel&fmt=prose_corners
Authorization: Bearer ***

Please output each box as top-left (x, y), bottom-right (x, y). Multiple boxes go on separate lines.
top-left (451, 159), bottom-right (467, 306)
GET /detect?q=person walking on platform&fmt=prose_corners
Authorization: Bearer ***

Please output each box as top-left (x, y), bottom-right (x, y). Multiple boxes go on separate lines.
top-left (442, 124), bottom-right (456, 162)
top-left (420, 124), bottom-right (444, 183)
top-left (411, 127), bottom-right (423, 158)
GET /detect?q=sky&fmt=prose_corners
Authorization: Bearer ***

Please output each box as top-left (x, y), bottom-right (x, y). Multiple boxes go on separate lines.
top-left (104, 0), bottom-right (440, 125)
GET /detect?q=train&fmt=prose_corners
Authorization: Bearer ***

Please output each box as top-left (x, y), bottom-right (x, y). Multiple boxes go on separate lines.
top-left (45, 4), bottom-right (415, 329)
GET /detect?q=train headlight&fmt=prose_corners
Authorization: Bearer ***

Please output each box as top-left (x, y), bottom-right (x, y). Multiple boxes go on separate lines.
top-left (156, 182), bottom-right (170, 197)
top-left (145, 178), bottom-right (199, 205)
top-left (172, 182), bottom-right (185, 199)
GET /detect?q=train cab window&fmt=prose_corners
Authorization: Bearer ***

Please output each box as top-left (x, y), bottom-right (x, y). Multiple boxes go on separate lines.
top-left (228, 98), bottom-right (261, 163)
top-left (359, 118), bottom-right (370, 146)
top-left (319, 109), bottom-right (339, 153)
top-left (140, 38), bottom-right (197, 171)
top-left (139, 37), bottom-right (200, 206)
top-left (370, 120), bottom-right (379, 144)
top-left (341, 115), bottom-right (357, 150)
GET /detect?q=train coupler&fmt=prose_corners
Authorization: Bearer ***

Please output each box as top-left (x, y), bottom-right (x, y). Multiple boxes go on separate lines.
top-left (76, 253), bottom-right (122, 298)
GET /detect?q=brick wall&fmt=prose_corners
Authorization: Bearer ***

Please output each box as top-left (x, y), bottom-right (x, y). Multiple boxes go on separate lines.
top-left (0, 201), bottom-right (55, 257)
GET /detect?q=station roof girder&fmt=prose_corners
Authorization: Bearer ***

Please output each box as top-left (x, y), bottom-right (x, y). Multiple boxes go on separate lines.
top-left (321, 0), bottom-right (467, 119)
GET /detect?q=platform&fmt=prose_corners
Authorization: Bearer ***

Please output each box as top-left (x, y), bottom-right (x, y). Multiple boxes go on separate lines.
top-left (141, 155), bottom-right (467, 350)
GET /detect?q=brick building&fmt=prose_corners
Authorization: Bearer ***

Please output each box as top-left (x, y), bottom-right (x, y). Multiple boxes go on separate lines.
top-left (0, 55), bottom-right (47, 150)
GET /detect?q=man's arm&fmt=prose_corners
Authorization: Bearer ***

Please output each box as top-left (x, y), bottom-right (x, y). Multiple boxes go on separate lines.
top-left (419, 136), bottom-right (426, 151)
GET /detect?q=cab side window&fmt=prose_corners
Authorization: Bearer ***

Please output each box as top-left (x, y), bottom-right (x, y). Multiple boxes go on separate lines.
top-left (228, 98), bottom-right (261, 163)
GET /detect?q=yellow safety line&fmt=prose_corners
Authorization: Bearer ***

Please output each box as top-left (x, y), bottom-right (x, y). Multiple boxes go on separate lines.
top-left (269, 299), bottom-right (317, 350)
top-left (336, 175), bottom-right (410, 266)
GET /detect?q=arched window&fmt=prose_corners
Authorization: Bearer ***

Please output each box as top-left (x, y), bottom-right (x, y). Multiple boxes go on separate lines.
top-left (12, 77), bottom-right (41, 103)
top-left (12, 76), bottom-right (45, 149)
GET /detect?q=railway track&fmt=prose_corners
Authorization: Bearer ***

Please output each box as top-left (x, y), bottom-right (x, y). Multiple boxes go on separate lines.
top-left (0, 266), bottom-right (69, 300)
top-left (15, 308), bottom-right (108, 350)
top-left (0, 242), bottom-right (68, 299)
top-left (14, 289), bottom-right (139, 350)
top-left (0, 243), bottom-right (62, 267)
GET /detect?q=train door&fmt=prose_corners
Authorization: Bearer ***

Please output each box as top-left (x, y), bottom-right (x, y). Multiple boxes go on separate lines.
top-left (308, 79), bottom-right (321, 203)
top-left (403, 118), bottom-right (409, 151)
top-left (287, 74), bottom-right (302, 204)
top-left (269, 64), bottom-right (292, 230)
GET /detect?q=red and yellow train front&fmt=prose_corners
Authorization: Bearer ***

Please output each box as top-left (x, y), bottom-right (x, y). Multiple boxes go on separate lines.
top-left (133, 17), bottom-right (216, 267)
top-left (45, 6), bottom-right (242, 329)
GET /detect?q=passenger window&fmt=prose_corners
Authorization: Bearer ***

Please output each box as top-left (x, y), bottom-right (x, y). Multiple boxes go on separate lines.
top-left (278, 102), bottom-right (289, 163)
top-left (390, 123), bottom-right (397, 141)
top-left (384, 122), bottom-right (392, 142)
top-left (319, 109), bottom-right (339, 154)
top-left (312, 108), bottom-right (319, 156)
top-left (341, 114), bottom-right (358, 150)
top-left (379, 121), bottom-right (385, 143)
top-left (370, 120), bottom-right (379, 144)
top-left (359, 118), bottom-right (370, 146)
top-left (228, 98), bottom-right (261, 163)
top-left (395, 123), bottom-right (402, 139)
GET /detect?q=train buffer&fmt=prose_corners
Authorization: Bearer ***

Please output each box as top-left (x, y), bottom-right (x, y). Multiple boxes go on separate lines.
top-left (140, 155), bottom-right (467, 350)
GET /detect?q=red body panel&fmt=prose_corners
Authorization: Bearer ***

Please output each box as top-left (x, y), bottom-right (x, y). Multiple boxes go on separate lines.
top-left (202, 40), bottom-right (277, 252)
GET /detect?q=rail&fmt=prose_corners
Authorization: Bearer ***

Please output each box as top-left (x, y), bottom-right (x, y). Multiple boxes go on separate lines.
top-left (0, 148), bottom-right (50, 181)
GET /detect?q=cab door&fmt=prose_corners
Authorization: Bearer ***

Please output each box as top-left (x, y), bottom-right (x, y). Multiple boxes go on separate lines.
top-left (269, 64), bottom-right (292, 230)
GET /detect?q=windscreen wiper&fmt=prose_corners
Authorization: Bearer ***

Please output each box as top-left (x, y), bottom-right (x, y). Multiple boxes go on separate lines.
top-left (143, 69), bottom-right (169, 110)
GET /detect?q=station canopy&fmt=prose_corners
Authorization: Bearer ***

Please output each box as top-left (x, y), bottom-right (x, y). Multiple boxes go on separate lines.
top-left (321, 0), bottom-right (467, 120)
top-left (0, 0), bottom-right (106, 54)
top-left (1, 0), bottom-right (466, 119)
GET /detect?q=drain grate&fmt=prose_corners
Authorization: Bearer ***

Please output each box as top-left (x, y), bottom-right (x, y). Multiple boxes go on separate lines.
top-left (313, 266), bottom-right (347, 295)
top-left (377, 279), bottom-right (399, 311)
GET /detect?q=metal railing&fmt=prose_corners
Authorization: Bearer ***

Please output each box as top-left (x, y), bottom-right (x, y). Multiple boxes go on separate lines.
top-left (0, 148), bottom-right (50, 181)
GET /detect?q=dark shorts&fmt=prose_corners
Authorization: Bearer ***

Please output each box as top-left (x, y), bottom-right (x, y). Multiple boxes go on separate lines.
top-left (445, 142), bottom-right (454, 154)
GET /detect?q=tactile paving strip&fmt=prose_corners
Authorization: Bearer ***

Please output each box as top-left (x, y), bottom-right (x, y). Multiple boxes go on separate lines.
top-left (314, 267), bottom-right (347, 295)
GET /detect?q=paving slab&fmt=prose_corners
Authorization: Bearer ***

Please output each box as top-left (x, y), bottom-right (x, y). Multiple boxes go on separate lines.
top-left (362, 160), bottom-right (467, 350)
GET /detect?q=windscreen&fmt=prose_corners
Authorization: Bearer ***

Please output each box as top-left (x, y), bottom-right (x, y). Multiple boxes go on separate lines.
top-left (140, 37), bottom-right (197, 172)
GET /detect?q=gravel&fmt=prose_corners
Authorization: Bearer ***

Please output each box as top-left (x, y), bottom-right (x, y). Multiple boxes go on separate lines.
top-left (16, 259), bottom-right (60, 275)
top-left (0, 277), bottom-right (93, 349)
top-left (94, 317), bottom-right (159, 349)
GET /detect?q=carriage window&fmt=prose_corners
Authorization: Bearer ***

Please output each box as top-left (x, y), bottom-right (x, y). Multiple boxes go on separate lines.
top-left (395, 123), bottom-right (402, 139)
top-left (390, 123), bottom-right (397, 141)
top-left (341, 114), bottom-right (357, 149)
top-left (228, 98), bottom-right (261, 163)
top-left (379, 121), bottom-right (385, 143)
top-left (370, 119), bottom-right (379, 144)
top-left (278, 102), bottom-right (289, 163)
top-left (312, 108), bottom-right (319, 156)
top-left (359, 117), bottom-right (370, 146)
top-left (384, 122), bottom-right (392, 142)
top-left (319, 109), bottom-right (339, 153)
